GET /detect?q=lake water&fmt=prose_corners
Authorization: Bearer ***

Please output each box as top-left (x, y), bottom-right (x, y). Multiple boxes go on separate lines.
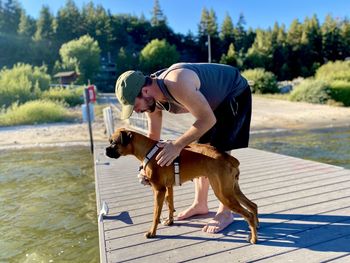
top-left (250, 126), bottom-right (350, 169)
top-left (0, 146), bottom-right (99, 263)
top-left (1, 127), bottom-right (349, 262)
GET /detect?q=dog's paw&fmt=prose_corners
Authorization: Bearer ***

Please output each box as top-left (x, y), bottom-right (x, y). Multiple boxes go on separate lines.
top-left (248, 233), bottom-right (257, 244)
top-left (162, 218), bottom-right (174, 226)
top-left (145, 231), bottom-right (156, 238)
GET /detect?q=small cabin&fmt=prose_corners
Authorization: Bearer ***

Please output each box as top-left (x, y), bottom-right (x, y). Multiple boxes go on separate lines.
top-left (54, 71), bottom-right (79, 85)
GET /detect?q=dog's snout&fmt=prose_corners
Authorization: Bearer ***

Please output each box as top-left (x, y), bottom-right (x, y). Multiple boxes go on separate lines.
top-left (105, 145), bottom-right (120, 159)
top-left (105, 146), bottom-right (113, 158)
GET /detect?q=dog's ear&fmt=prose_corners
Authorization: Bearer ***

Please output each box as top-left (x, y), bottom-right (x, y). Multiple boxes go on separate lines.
top-left (120, 131), bottom-right (133, 146)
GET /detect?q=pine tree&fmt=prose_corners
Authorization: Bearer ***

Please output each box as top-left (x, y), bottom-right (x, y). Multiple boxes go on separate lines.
top-left (220, 43), bottom-right (237, 67)
top-left (81, 2), bottom-right (115, 53)
top-left (286, 19), bottom-right (303, 78)
top-left (0, 0), bottom-right (22, 34)
top-left (287, 19), bottom-right (303, 49)
top-left (33, 5), bottom-right (55, 41)
top-left (322, 15), bottom-right (343, 61)
top-left (151, 0), bottom-right (167, 26)
top-left (245, 29), bottom-right (273, 70)
top-left (220, 13), bottom-right (234, 52)
top-left (233, 13), bottom-right (247, 52)
top-left (17, 10), bottom-right (35, 37)
top-left (55, 0), bottom-right (82, 44)
top-left (198, 8), bottom-right (219, 61)
top-left (340, 18), bottom-right (350, 57)
top-left (300, 15), bottom-right (323, 76)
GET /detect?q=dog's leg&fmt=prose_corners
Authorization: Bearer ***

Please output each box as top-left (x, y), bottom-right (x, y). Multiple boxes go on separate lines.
top-left (162, 186), bottom-right (174, 226)
top-left (225, 197), bottom-right (258, 244)
top-left (212, 181), bottom-right (258, 244)
top-left (234, 183), bottom-right (259, 228)
top-left (145, 187), bottom-right (166, 238)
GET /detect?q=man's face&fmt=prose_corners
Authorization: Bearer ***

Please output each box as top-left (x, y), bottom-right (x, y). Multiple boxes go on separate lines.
top-left (134, 94), bottom-right (156, 114)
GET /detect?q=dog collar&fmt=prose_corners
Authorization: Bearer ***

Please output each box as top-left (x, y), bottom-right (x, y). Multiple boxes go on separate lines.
top-left (139, 142), bottom-right (181, 186)
top-left (141, 143), bottom-right (160, 169)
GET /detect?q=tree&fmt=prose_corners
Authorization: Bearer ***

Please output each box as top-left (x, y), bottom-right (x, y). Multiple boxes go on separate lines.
top-left (233, 13), bottom-right (247, 52)
top-left (151, 0), bottom-right (166, 26)
top-left (270, 23), bottom-right (290, 79)
top-left (0, 0), bottom-right (22, 34)
top-left (322, 15), bottom-right (342, 61)
top-left (179, 30), bottom-right (198, 62)
top-left (33, 5), bottom-right (55, 42)
top-left (340, 18), bottom-right (350, 58)
top-left (220, 13), bottom-right (234, 52)
top-left (17, 10), bottom-right (35, 37)
top-left (116, 47), bottom-right (138, 76)
top-left (287, 19), bottom-right (303, 49)
top-left (245, 29), bottom-right (273, 70)
top-left (198, 8), bottom-right (220, 62)
top-left (286, 19), bottom-right (303, 78)
top-left (139, 39), bottom-right (179, 74)
top-left (300, 15), bottom-right (323, 76)
top-left (81, 2), bottom-right (114, 53)
top-left (54, 0), bottom-right (82, 44)
top-left (220, 43), bottom-right (237, 67)
top-left (59, 35), bottom-right (101, 84)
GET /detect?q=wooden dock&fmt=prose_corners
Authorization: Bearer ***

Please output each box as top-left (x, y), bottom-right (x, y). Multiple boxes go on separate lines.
top-left (94, 143), bottom-right (350, 263)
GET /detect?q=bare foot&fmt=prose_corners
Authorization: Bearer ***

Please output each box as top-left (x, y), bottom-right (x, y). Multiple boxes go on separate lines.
top-left (202, 210), bottom-right (234, 233)
top-left (177, 204), bottom-right (209, 220)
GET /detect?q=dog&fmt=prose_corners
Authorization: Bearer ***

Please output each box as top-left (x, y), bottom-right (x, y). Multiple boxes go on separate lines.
top-left (105, 128), bottom-right (259, 243)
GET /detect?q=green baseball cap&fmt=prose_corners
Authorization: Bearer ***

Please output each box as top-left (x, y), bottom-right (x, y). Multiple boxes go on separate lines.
top-left (115, 70), bottom-right (145, 120)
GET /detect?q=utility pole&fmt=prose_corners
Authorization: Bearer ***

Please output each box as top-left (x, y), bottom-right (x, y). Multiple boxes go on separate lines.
top-left (207, 34), bottom-right (212, 63)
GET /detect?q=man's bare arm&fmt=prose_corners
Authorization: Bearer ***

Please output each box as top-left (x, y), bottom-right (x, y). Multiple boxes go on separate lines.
top-left (156, 68), bottom-right (216, 166)
top-left (169, 69), bottom-right (216, 148)
top-left (146, 109), bottom-right (162, 141)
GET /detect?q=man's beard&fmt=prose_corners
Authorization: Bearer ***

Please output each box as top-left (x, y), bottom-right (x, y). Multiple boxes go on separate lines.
top-left (143, 97), bottom-right (156, 113)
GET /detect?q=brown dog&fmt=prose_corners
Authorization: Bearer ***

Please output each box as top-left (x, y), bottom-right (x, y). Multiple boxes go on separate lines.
top-left (105, 128), bottom-right (259, 243)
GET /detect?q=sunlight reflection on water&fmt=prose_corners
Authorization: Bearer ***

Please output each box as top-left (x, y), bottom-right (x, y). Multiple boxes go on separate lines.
top-left (0, 146), bottom-right (99, 263)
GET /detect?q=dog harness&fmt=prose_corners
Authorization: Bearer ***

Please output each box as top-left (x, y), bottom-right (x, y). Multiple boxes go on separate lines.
top-left (139, 142), bottom-right (181, 186)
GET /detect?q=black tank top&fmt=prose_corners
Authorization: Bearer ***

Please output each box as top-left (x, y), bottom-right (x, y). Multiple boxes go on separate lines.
top-left (151, 63), bottom-right (248, 114)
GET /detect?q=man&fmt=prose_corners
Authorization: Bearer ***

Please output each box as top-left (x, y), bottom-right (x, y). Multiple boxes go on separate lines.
top-left (115, 62), bottom-right (252, 233)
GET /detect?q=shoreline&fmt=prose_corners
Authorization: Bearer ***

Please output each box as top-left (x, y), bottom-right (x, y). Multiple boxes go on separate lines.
top-left (1, 123), bottom-right (350, 151)
top-left (1, 96), bottom-right (350, 150)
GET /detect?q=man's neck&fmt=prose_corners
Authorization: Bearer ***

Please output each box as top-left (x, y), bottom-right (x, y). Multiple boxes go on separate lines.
top-left (151, 78), bottom-right (166, 102)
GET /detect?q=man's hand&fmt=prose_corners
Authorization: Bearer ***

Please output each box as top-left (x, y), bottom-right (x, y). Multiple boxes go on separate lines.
top-left (156, 140), bottom-right (182, 167)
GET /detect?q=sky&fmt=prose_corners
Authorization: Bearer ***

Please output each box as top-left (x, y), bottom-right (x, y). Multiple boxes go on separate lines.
top-left (21, 0), bottom-right (350, 34)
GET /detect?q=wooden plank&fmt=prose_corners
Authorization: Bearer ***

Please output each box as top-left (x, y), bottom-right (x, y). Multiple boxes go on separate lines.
top-left (94, 144), bottom-right (350, 263)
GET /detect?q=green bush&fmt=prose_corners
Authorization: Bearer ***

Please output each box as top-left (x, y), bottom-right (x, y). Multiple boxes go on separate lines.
top-left (315, 60), bottom-right (350, 82)
top-left (241, 68), bottom-right (278, 94)
top-left (329, 80), bottom-right (350, 106)
top-left (0, 100), bottom-right (74, 126)
top-left (139, 39), bottom-right (179, 74)
top-left (290, 79), bottom-right (332, 104)
top-left (41, 86), bottom-right (84, 106)
top-left (0, 63), bottom-right (51, 107)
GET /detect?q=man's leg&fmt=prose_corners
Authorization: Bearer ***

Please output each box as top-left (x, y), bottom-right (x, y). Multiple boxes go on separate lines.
top-left (202, 150), bottom-right (234, 233)
top-left (177, 176), bottom-right (209, 219)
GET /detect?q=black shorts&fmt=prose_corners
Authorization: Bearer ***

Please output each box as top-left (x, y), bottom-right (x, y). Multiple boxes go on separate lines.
top-left (197, 86), bottom-right (252, 152)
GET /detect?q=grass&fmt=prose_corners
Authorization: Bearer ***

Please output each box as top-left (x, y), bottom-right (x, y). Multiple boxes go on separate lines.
top-left (0, 100), bottom-right (77, 126)
top-left (41, 86), bottom-right (84, 106)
